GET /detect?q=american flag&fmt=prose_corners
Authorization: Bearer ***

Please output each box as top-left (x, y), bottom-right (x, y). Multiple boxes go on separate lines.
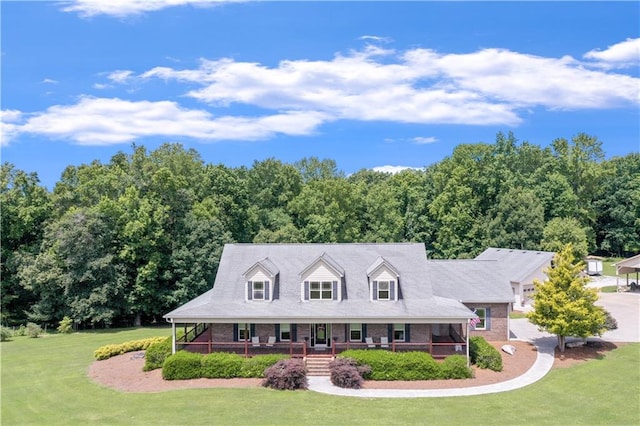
top-left (469, 317), bottom-right (481, 329)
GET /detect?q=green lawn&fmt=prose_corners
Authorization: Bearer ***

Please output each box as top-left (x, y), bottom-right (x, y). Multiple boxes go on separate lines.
top-left (601, 257), bottom-right (623, 277)
top-left (2, 328), bottom-right (639, 425)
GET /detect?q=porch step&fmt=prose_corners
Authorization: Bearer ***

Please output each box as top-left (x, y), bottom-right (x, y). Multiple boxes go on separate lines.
top-left (305, 356), bottom-right (333, 376)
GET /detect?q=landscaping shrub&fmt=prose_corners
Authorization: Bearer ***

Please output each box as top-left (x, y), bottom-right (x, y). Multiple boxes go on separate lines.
top-left (440, 355), bottom-right (473, 379)
top-left (57, 316), bottom-right (73, 334)
top-left (143, 337), bottom-right (172, 371)
top-left (262, 358), bottom-right (307, 390)
top-left (1, 326), bottom-right (13, 341)
top-left (469, 336), bottom-right (503, 371)
top-left (201, 353), bottom-right (243, 378)
top-left (93, 336), bottom-right (167, 360)
top-left (240, 354), bottom-right (288, 378)
top-left (162, 351), bottom-right (203, 380)
top-left (14, 324), bottom-right (27, 337)
top-left (329, 357), bottom-right (371, 389)
top-left (26, 322), bottom-right (42, 338)
top-left (339, 350), bottom-right (440, 380)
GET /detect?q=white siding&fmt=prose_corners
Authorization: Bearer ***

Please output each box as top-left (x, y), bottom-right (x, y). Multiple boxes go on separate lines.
top-left (301, 261), bottom-right (341, 301)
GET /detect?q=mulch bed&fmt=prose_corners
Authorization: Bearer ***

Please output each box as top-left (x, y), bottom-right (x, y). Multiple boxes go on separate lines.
top-left (88, 340), bottom-right (621, 393)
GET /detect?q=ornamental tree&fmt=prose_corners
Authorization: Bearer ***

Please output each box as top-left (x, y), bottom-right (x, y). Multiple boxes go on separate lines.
top-left (527, 244), bottom-right (607, 352)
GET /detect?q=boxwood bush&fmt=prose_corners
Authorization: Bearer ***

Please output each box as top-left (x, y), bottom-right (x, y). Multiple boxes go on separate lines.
top-left (440, 354), bottom-right (474, 379)
top-left (162, 351), bottom-right (203, 380)
top-left (339, 350), bottom-right (473, 380)
top-left (161, 352), bottom-right (288, 380)
top-left (143, 337), bottom-right (172, 371)
top-left (94, 336), bottom-right (167, 360)
top-left (469, 336), bottom-right (503, 372)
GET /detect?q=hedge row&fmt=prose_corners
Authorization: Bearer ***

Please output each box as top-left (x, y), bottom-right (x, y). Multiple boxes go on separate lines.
top-left (469, 336), bottom-right (503, 371)
top-left (339, 350), bottom-right (472, 380)
top-left (93, 337), bottom-right (167, 360)
top-left (162, 351), bottom-right (288, 380)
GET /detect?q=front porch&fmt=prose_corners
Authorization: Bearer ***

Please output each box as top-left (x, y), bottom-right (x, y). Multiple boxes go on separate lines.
top-left (172, 322), bottom-right (469, 360)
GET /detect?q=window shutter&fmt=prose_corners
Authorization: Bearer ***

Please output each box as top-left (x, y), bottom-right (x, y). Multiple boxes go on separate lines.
top-left (405, 324), bottom-right (410, 342)
top-left (250, 324), bottom-right (256, 337)
top-left (291, 324), bottom-right (297, 341)
top-left (486, 308), bottom-right (491, 330)
top-left (390, 280), bottom-right (396, 300)
top-left (387, 324), bottom-right (393, 340)
top-left (275, 324), bottom-right (280, 342)
top-left (233, 323), bottom-right (238, 342)
top-left (265, 280), bottom-right (270, 300)
top-left (304, 281), bottom-right (309, 300)
top-left (372, 281), bottom-right (378, 300)
top-left (247, 281), bottom-right (253, 300)
top-left (332, 281), bottom-right (338, 300)
top-left (362, 324), bottom-right (367, 342)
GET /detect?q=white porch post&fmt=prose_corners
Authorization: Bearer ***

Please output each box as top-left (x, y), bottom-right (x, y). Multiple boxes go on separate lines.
top-left (171, 320), bottom-right (176, 354)
top-left (466, 320), bottom-right (470, 367)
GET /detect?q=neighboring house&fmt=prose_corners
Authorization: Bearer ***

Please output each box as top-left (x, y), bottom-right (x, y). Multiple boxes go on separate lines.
top-left (164, 243), bottom-right (515, 359)
top-left (475, 247), bottom-right (555, 307)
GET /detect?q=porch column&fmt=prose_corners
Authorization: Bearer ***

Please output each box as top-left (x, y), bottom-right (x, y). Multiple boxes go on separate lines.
top-left (171, 320), bottom-right (176, 354)
top-left (466, 320), bottom-right (470, 367)
top-left (208, 324), bottom-right (213, 354)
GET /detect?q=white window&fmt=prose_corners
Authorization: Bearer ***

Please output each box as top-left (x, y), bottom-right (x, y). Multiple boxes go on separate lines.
top-left (377, 281), bottom-right (390, 300)
top-left (238, 323), bottom-right (251, 340)
top-left (310, 281), bottom-right (332, 300)
top-left (349, 323), bottom-right (362, 341)
top-left (252, 281), bottom-right (265, 300)
top-left (280, 323), bottom-right (291, 341)
top-left (393, 323), bottom-right (405, 342)
top-left (473, 308), bottom-right (487, 330)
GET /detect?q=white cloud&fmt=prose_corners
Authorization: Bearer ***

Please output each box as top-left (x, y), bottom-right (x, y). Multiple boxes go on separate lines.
top-left (373, 165), bottom-right (423, 174)
top-left (413, 136), bottom-right (438, 145)
top-left (6, 97), bottom-right (328, 145)
top-left (584, 38), bottom-right (640, 69)
top-left (60, 0), bottom-right (243, 18)
top-left (107, 70), bottom-right (135, 83)
top-left (41, 78), bottom-right (59, 84)
top-left (1, 110), bottom-right (24, 146)
top-left (126, 43), bottom-right (638, 130)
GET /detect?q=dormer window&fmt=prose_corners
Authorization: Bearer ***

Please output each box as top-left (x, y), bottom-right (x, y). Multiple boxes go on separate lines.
top-left (243, 257), bottom-right (278, 302)
top-left (310, 281), bottom-right (333, 300)
top-left (301, 252), bottom-right (344, 302)
top-left (252, 281), bottom-right (265, 300)
top-left (367, 256), bottom-right (400, 302)
top-left (377, 281), bottom-right (390, 300)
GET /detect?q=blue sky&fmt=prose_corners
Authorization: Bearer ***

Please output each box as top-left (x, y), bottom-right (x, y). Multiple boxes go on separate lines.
top-left (2, 1), bottom-right (639, 189)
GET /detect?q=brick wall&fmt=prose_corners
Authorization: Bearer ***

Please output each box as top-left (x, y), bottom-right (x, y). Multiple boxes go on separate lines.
top-left (465, 302), bottom-right (510, 341)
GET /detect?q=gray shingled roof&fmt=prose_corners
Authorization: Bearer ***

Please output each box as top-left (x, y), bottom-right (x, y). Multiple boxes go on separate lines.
top-left (164, 243), bottom-right (477, 323)
top-left (475, 247), bottom-right (555, 283)
top-left (428, 260), bottom-right (514, 303)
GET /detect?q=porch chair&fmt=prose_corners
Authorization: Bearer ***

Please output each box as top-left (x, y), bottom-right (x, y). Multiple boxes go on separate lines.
top-left (365, 337), bottom-right (375, 348)
top-left (251, 336), bottom-right (261, 347)
top-left (380, 336), bottom-right (389, 348)
top-left (266, 336), bottom-right (276, 347)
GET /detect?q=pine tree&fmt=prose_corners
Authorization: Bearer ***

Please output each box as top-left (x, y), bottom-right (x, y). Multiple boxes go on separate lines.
top-left (527, 244), bottom-right (607, 352)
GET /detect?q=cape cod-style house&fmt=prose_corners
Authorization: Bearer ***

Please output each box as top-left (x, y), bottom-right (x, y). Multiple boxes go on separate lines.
top-left (164, 243), bottom-right (525, 360)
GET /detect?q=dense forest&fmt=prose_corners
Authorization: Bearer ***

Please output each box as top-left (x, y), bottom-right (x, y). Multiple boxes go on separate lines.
top-left (2, 132), bottom-right (639, 328)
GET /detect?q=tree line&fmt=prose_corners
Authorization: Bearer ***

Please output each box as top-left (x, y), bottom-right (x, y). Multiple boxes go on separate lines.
top-left (2, 132), bottom-right (639, 327)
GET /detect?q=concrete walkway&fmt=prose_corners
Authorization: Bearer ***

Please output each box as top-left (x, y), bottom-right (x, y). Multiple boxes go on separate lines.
top-left (307, 334), bottom-right (556, 398)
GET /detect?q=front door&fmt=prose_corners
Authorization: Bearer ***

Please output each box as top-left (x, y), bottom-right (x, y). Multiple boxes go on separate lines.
top-left (312, 323), bottom-right (330, 348)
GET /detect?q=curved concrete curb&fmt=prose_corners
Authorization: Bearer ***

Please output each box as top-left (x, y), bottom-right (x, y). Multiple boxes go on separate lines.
top-left (307, 338), bottom-right (556, 398)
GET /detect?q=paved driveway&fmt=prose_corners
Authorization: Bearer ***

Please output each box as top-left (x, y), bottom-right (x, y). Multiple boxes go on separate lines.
top-left (511, 291), bottom-right (640, 343)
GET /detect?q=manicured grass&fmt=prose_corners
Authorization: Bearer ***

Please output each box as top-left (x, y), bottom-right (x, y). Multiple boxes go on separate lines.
top-left (601, 257), bottom-right (623, 277)
top-left (2, 328), bottom-right (639, 425)
top-left (509, 311), bottom-right (529, 319)
top-left (600, 285), bottom-right (620, 293)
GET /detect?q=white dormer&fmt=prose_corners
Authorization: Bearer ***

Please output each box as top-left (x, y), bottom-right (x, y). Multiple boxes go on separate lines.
top-left (243, 258), bottom-right (279, 302)
top-left (300, 252), bottom-right (344, 301)
top-left (366, 256), bottom-right (399, 301)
